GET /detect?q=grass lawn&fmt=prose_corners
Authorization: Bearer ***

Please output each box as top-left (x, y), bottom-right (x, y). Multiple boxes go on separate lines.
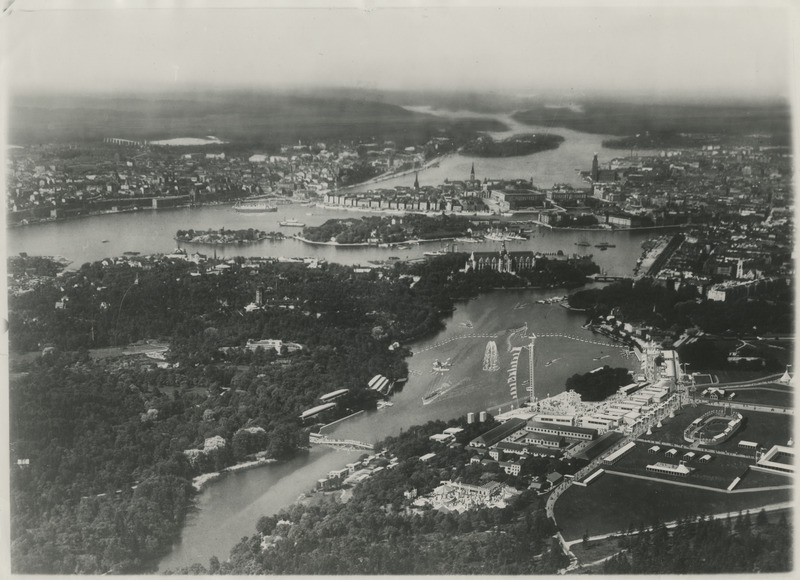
top-left (608, 444), bottom-right (751, 490)
top-left (713, 410), bottom-right (793, 453)
top-left (554, 472), bottom-right (792, 541)
top-left (725, 385), bottom-right (793, 408)
top-left (736, 467), bottom-right (794, 490)
top-left (714, 369), bottom-right (784, 384)
top-left (638, 404), bottom-right (793, 453)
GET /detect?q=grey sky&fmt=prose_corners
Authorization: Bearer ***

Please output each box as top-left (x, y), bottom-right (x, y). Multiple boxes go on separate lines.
top-left (2, 1), bottom-right (794, 99)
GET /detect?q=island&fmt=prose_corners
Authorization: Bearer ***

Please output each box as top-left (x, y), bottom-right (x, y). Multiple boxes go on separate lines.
top-left (299, 214), bottom-right (479, 245)
top-left (175, 228), bottom-right (284, 244)
top-left (460, 133), bottom-right (564, 157)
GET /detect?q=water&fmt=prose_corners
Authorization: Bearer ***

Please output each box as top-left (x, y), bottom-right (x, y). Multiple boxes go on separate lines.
top-left (327, 286), bottom-right (638, 445)
top-left (157, 446), bottom-right (362, 572)
top-left (6, 109), bottom-right (652, 570)
top-left (6, 204), bottom-right (651, 277)
top-left (157, 286), bottom-right (638, 571)
top-left (348, 106), bottom-right (656, 191)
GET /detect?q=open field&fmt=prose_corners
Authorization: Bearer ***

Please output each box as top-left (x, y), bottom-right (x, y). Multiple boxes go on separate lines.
top-left (608, 443), bottom-right (750, 490)
top-left (638, 404), bottom-right (792, 453)
top-left (554, 472), bottom-right (792, 541)
top-left (736, 467), bottom-right (793, 490)
top-left (722, 384), bottom-right (793, 408)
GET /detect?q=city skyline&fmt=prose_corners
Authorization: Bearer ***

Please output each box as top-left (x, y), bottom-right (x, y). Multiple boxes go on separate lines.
top-left (2, 0), bottom-right (794, 100)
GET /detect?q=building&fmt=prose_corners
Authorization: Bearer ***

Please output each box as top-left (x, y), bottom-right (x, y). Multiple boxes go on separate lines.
top-left (603, 441), bottom-right (636, 465)
top-left (469, 418), bottom-right (527, 448)
top-left (646, 462), bottom-right (691, 477)
top-left (464, 244), bottom-right (536, 274)
top-left (490, 188), bottom-right (548, 211)
top-left (525, 420), bottom-right (598, 441)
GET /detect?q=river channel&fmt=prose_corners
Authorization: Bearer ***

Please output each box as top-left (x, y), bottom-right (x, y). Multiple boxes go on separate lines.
top-left (6, 108), bottom-right (654, 571)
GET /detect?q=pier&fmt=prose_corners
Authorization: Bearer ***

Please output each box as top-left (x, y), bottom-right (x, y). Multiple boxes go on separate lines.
top-left (309, 433), bottom-right (374, 451)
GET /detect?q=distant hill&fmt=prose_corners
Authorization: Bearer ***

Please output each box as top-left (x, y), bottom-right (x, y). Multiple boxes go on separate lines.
top-left (512, 99), bottom-right (791, 144)
top-left (9, 91), bottom-right (506, 147)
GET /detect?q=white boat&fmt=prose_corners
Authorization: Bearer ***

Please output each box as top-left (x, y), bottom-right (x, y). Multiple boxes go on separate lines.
top-left (234, 201), bottom-right (277, 213)
top-left (423, 249), bottom-right (448, 257)
top-left (279, 219), bottom-right (305, 227)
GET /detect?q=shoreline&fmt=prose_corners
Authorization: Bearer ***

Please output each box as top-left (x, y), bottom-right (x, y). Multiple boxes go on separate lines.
top-left (191, 456), bottom-right (278, 492)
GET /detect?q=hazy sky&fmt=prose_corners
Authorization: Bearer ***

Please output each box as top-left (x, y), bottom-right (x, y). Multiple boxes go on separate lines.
top-left (2, 0), bottom-right (795, 99)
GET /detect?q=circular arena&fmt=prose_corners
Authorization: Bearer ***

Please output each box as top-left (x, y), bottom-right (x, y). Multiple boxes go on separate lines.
top-left (683, 409), bottom-right (743, 445)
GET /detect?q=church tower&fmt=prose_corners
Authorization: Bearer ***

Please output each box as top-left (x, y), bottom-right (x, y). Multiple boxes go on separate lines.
top-left (470, 163), bottom-right (475, 181)
top-left (591, 153), bottom-right (599, 182)
top-left (413, 172), bottom-right (419, 191)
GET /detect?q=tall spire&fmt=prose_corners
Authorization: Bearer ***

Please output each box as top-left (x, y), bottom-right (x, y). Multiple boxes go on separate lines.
top-left (470, 163), bottom-right (475, 181)
top-left (413, 172), bottom-right (419, 191)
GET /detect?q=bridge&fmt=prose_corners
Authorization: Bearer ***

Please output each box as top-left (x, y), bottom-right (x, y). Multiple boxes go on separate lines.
top-left (588, 274), bottom-right (630, 282)
top-left (411, 333), bottom-right (498, 355)
top-left (533, 333), bottom-right (628, 349)
top-left (309, 433), bottom-right (374, 451)
top-left (104, 137), bottom-right (147, 147)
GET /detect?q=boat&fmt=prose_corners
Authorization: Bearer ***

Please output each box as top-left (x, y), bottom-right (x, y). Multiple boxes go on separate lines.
top-left (101, 239), bottom-right (109, 243)
top-left (432, 358), bottom-right (452, 372)
top-left (377, 400), bottom-right (394, 410)
top-left (279, 219), bottom-right (305, 227)
top-left (234, 201), bottom-right (277, 213)
top-left (594, 242), bottom-right (616, 249)
top-left (575, 240), bottom-right (591, 247)
top-left (423, 249), bottom-right (448, 257)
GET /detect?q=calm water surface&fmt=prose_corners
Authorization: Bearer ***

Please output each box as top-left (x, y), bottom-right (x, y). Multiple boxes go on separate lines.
top-left (7, 109), bottom-right (653, 570)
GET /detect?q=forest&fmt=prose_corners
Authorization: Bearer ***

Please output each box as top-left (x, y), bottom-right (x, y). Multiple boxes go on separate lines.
top-left (564, 366), bottom-right (632, 402)
top-left (300, 213), bottom-right (478, 244)
top-left (568, 278), bottom-right (794, 337)
top-left (173, 418), bottom-right (569, 575)
top-left (460, 133), bottom-right (564, 157)
top-left (8, 252), bottom-right (598, 574)
top-left (599, 510), bottom-right (791, 574)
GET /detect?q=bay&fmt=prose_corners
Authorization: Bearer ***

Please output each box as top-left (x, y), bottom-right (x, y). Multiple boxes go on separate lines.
top-left (7, 109), bottom-right (653, 571)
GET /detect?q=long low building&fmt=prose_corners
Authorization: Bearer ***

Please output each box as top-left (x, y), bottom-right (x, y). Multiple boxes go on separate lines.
top-left (603, 441), bottom-right (636, 465)
top-left (469, 418), bottom-right (528, 448)
top-left (320, 389), bottom-right (349, 402)
top-left (646, 462), bottom-right (691, 477)
top-left (300, 402), bottom-right (337, 420)
top-left (525, 420), bottom-right (598, 441)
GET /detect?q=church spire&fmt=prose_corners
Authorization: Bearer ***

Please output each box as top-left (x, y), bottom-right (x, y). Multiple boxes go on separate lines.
top-left (470, 162), bottom-right (475, 181)
top-left (413, 171), bottom-right (419, 191)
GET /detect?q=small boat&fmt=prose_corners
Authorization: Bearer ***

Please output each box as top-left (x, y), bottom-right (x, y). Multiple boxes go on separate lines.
top-left (279, 219), bottom-right (305, 227)
top-left (234, 201), bottom-right (277, 213)
top-left (101, 239), bottom-right (109, 243)
top-left (575, 240), bottom-right (591, 247)
top-left (432, 358), bottom-right (452, 372)
top-left (423, 249), bottom-right (448, 257)
top-left (594, 242), bottom-right (616, 249)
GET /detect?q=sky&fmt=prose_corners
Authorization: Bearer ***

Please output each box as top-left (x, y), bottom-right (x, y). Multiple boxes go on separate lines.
top-left (1, 0), bottom-right (796, 100)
